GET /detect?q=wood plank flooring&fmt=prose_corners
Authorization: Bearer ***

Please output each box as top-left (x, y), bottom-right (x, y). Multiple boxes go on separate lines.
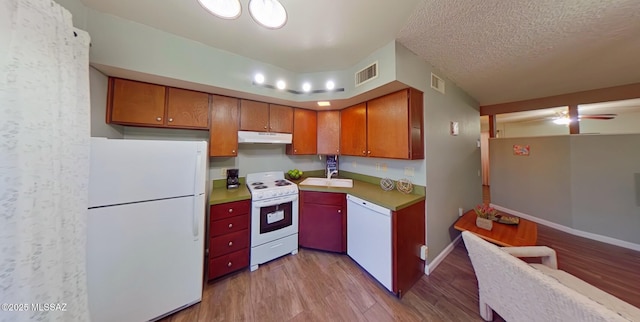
top-left (159, 185), bottom-right (640, 321)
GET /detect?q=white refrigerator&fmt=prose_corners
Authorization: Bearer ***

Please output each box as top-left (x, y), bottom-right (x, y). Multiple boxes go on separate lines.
top-left (87, 138), bottom-right (207, 322)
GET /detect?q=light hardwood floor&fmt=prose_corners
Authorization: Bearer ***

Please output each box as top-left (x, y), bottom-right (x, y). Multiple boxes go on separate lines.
top-left (159, 186), bottom-right (640, 321)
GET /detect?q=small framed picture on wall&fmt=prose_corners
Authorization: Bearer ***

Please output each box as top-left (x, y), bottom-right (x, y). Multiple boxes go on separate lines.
top-left (513, 144), bottom-right (530, 156)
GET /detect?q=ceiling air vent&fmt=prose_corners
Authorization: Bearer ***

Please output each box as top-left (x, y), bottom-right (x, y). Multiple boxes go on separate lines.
top-left (431, 73), bottom-right (445, 94)
top-left (355, 61), bottom-right (378, 87)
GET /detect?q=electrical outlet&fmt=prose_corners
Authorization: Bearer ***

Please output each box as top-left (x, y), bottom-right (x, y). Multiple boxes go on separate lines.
top-left (458, 207), bottom-right (464, 217)
top-left (382, 163), bottom-right (387, 172)
top-left (404, 167), bottom-right (415, 176)
top-left (220, 168), bottom-right (226, 176)
top-left (420, 245), bottom-right (428, 260)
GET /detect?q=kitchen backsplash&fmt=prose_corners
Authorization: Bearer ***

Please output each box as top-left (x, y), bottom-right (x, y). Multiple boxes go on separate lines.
top-left (122, 127), bottom-right (324, 180)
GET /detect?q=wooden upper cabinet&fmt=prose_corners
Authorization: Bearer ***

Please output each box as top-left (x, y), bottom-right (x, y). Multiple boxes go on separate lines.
top-left (239, 100), bottom-right (269, 132)
top-left (317, 111), bottom-right (340, 155)
top-left (166, 88), bottom-right (209, 129)
top-left (210, 95), bottom-right (239, 157)
top-left (108, 78), bottom-right (166, 126)
top-left (368, 90), bottom-right (410, 159)
top-left (107, 78), bottom-right (209, 130)
top-left (268, 104), bottom-right (293, 133)
top-left (239, 101), bottom-right (293, 133)
top-left (287, 108), bottom-right (317, 155)
top-left (340, 103), bottom-right (367, 157)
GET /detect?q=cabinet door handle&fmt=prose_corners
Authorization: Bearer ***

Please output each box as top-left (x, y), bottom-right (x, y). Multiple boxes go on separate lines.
top-left (156, 117), bottom-right (162, 121)
top-left (228, 208), bottom-right (233, 213)
top-left (264, 125), bottom-right (267, 129)
top-left (367, 151), bottom-right (371, 154)
top-left (294, 149), bottom-right (297, 153)
top-left (168, 118), bottom-right (173, 122)
top-left (228, 223), bottom-right (233, 229)
top-left (227, 262), bottom-right (232, 267)
top-left (228, 241), bottom-right (233, 247)
top-left (232, 150), bottom-right (236, 153)
top-left (338, 209), bottom-right (341, 213)
top-left (362, 150), bottom-right (366, 155)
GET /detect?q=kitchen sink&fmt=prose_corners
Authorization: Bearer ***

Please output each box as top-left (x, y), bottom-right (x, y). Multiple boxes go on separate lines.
top-left (299, 177), bottom-right (353, 188)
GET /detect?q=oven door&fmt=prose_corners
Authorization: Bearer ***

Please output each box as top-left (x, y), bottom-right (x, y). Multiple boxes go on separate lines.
top-left (251, 194), bottom-right (299, 247)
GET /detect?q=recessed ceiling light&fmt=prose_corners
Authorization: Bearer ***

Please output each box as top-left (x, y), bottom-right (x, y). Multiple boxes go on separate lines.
top-left (197, 0), bottom-right (241, 19)
top-left (302, 82), bottom-right (311, 92)
top-left (317, 101), bottom-right (331, 107)
top-left (276, 80), bottom-right (286, 90)
top-left (326, 81), bottom-right (335, 90)
top-left (254, 73), bottom-right (265, 84)
top-left (248, 0), bottom-right (287, 29)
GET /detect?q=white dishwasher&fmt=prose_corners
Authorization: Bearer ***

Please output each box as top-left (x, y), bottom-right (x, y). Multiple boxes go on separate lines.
top-left (346, 194), bottom-right (392, 292)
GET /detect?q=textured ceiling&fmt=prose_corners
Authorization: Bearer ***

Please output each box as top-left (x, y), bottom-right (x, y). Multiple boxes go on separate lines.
top-left (397, 0), bottom-right (640, 105)
top-left (79, 0), bottom-right (640, 106)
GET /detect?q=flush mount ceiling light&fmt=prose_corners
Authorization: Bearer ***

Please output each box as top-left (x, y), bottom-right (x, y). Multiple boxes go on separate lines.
top-left (276, 80), bottom-right (286, 90)
top-left (254, 73), bottom-right (265, 84)
top-left (317, 101), bottom-right (331, 107)
top-left (325, 80), bottom-right (335, 90)
top-left (197, 0), bottom-right (241, 19)
top-left (249, 0), bottom-right (287, 29)
top-left (302, 82), bottom-right (311, 92)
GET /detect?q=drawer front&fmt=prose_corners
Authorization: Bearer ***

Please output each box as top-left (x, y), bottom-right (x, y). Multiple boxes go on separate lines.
top-left (210, 200), bottom-right (250, 221)
top-left (210, 229), bottom-right (249, 257)
top-left (302, 191), bottom-right (345, 206)
top-left (210, 213), bottom-right (249, 237)
top-left (209, 249), bottom-right (249, 280)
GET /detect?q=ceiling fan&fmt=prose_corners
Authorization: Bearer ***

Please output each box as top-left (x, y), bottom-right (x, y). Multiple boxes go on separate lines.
top-left (552, 111), bottom-right (617, 124)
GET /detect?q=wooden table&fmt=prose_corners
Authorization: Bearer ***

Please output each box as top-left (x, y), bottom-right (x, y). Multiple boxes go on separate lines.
top-left (454, 210), bottom-right (537, 247)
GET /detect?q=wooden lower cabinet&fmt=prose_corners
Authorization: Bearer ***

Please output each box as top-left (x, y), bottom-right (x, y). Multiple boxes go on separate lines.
top-left (392, 200), bottom-right (426, 297)
top-left (299, 191), bottom-right (346, 253)
top-left (208, 200), bottom-right (251, 280)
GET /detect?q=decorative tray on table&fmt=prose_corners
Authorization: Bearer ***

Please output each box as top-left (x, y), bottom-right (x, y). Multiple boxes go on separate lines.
top-left (492, 214), bottom-right (520, 225)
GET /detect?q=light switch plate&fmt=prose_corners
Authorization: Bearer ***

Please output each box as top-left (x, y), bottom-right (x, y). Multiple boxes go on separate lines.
top-left (450, 121), bottom-right (459, 136)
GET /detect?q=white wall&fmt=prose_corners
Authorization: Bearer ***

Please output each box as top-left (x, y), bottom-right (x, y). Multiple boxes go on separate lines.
top-left (581, 111), bottom-right (640, 134)
top-left (490, 134), bottom-right (640, 246)
top-left (489, 110), bottom-right (640, 138)
top-left (122, 127), bottom-right (324, 180)
top-left (395, 43), bottom-right (481, 263)
top-left (501, 120), bottom-right (568, 137)
top-left (89, 67), bottom-right (123, 138)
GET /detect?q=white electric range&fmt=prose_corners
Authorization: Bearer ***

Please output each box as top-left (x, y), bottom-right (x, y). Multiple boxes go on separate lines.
top-left (246, 171), bottom-right (299, 271)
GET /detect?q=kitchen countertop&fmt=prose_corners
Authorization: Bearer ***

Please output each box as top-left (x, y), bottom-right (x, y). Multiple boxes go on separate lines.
top-left (209, 183), bottom-right (251, 205)
top-left (296, 178), bottom-right (424, 211)
top-left (209, 174), bottom-right (425, 211)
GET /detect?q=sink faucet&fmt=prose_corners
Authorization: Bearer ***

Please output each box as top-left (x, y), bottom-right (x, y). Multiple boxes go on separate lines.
top-left (327, 169), bottom-right (338, 180)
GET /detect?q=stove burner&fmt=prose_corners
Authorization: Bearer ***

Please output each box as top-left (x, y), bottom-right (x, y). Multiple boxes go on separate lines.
top-left (252, 185), bottom-right (267, 190)
top-left (275, 181), bottom-right (292, 186)
top-left (251, 182), bottom-right (264, 186)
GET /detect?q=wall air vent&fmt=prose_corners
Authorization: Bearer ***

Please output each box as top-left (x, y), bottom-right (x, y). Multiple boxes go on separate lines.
top-left (355, 61), bottom-right (378, 87)
top-left (431, 73), bottom-right (445, 94)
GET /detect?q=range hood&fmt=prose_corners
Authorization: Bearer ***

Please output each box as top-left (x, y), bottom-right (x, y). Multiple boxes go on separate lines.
top-left (238, 131), bottom-right (292, 144)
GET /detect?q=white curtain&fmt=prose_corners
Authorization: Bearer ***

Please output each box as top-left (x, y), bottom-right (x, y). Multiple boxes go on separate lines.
top-left (0, 1), bottom-right (91, 321)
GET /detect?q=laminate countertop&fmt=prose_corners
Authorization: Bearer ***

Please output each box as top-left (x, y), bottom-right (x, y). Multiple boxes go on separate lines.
top-left (296, 178), bottom-right (424, 211)
top-left (209, 185), bottom-right (251, 205)
top-left (209, 177), bottom-right (425, 211)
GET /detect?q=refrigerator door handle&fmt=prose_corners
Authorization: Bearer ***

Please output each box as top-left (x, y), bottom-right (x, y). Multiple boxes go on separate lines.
top-left (192, 199), bottom-right (199, 239)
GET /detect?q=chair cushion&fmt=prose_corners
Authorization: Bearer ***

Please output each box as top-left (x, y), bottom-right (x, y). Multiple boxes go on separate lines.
top-left (531, 263), bottom-right (640, 321)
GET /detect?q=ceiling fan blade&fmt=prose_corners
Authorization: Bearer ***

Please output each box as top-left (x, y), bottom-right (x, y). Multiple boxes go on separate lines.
top-left (580, 114), bottom-right (617, 120)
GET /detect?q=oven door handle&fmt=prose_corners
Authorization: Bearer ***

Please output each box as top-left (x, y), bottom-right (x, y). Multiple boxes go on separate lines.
top-left (252, 195), bottom-right (298, 207)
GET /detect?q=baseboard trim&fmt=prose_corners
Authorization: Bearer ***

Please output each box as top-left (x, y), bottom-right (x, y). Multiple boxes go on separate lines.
top-left (424, 235), bottom-right (462, 275)
top-left (490, 204), bottom-right (640, 252)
